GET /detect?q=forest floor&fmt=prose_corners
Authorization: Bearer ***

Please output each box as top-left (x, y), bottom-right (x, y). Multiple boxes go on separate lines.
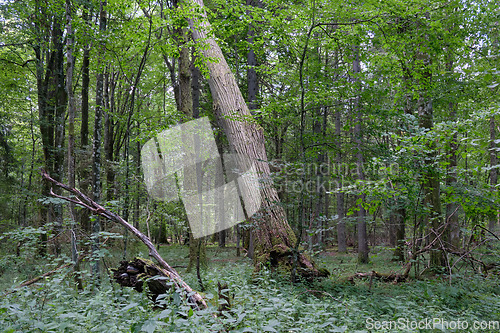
top-left (1, 241), bottom-right (499, 332)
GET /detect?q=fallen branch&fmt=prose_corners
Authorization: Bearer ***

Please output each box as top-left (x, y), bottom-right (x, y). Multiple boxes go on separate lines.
top-left (41, 169), bottom-right (207, 310)
top-left (348, 270), bottom-right (407, 285)
top-left (2, 261), bottom-right (74, 297)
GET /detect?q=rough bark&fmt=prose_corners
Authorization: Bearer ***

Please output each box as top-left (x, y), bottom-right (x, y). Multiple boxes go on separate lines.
top-left (186, 0), bottom-right (327, 278)
top-left (34, 0), bottom-right (67, 256)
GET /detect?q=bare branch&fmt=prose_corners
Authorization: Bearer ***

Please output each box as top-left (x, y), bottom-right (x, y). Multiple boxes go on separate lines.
top-left (40, 169), bottom-right (208, 310)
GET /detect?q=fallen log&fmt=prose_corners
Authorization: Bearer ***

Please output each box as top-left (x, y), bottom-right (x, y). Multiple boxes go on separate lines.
top-left (348, 270), bottom-right (407, 286)
top-left (41, 169), bottom-right (207, 310)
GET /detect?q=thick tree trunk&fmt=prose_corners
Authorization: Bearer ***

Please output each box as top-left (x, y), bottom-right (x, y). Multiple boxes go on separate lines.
top-left (186, 0), bottom-right (327, 278)
top-left (34, 2), bottom-right (67, 256)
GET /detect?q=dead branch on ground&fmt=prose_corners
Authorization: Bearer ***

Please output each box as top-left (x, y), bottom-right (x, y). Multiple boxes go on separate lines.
top-left (41, 169), bottom-right (207, 310)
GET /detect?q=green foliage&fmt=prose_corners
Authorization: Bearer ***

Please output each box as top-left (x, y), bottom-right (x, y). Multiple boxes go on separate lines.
top-left (1, 247), bottom-right (499, 332)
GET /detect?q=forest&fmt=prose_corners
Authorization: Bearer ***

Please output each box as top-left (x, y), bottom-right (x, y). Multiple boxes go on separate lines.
top-left (0, 0), bottom-right (499, 331)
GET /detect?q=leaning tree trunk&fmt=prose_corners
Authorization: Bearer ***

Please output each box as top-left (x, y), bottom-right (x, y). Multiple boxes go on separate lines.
top-left (186, 0), bottom-right (327, 278)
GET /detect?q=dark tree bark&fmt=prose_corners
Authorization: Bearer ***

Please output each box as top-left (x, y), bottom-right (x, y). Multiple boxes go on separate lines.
top-left (244, 0), bottom-right (261, 257)
top-left (334, 63), bottom-right (346, 253)
top-left (246, 0), bottom-right (260, 112)
top-left (65, 0), bottom-right (79, 270)
top-left (134, 127), bottom-right (142, 230)
top-left (92, 0), bottom-right (107, 279)
top-left (34, 0), bottom-right (67, 256)
top-left (78, 6), bottom-right (92, 233)
top-left (191, 49), bottom-right (201, 119)
top-left (312, 106), bottom-right (328, 250)
top-left (186, 0), bottom-right (327, 278)
top-left (416, 32), bottom-right (445, 268)
top-left (392, 200), bottom-right (406, 262)
top-left (104, 73), bottom-right (115, 201)
top-left (352, 45), bottom-right (368, 264)
top-left (446, 57), bottom-right (460, 248)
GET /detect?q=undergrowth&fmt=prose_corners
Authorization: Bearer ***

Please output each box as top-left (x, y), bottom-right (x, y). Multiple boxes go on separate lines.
top-left (1, 244), bottom-right (499, 332)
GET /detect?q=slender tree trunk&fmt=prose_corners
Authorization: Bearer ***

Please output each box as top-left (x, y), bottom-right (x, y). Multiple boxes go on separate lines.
top-left (134, 126), bottom-right (141, 230)
top-left (353, 45), bottom-right (368, 263)
top-left (104, 74), bottom-right (115, 201)
top-left (446, 57), bottom-right (460, 248)
top-left (191, 49), bottom-right (201, 119)
top-left (65, 0), bottom-right (79, 274)
top-left (489, 116), bottom-right (498, 233)
top-left (312, 106), bottom-right (327, 249)
top-left (215, 130), bottom-right (227, 248)
top-left (176, 28), bottom-right (206, 274)
top-left (186, 0), bottom-right (326, 277)
top-left (417, 37), bottom-right (445, 268)
top-left (92, 0), bottom-right (107, 280)
top-left (78, 6), bottom-right (91, 233)
top-left (246, 0), bottom-right (259, 112)
top-left (334, 88), bottom-right (346, 252)
top-left (245, 0), bottom-right (260, 257)
top-left (392, 201), bottom-right (406, 261)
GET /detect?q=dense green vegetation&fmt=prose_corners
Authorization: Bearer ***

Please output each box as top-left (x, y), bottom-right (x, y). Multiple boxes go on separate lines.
top-left (1, 243), bottom-right (500, 332)
top-left (1, 0), bottom-right (499, 331)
